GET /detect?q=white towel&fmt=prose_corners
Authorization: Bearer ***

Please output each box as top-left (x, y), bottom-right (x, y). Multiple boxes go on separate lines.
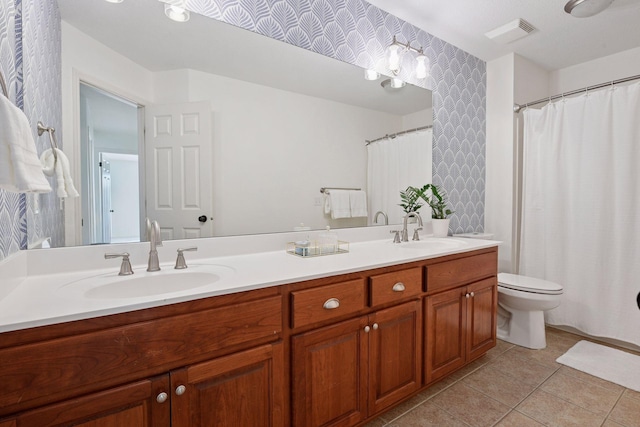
top-left (40, 148), bottom-right (79, 198)
top-left (349, 190), bottom-right (368, 218)
top-left (0, 94), bottom-right (51, 193)
top-left (328, 190), bottom-right (351, 219)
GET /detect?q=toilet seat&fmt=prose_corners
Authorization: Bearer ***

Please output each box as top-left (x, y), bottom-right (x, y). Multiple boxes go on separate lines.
top-left (498, 273), bottom-right (563, 295)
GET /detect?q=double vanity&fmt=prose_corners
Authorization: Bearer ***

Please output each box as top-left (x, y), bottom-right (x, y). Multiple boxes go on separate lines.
top-left (0, 229), bottom-right (499, 427)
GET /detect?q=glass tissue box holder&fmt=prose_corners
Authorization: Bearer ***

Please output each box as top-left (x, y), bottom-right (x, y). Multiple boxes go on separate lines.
top-left (286, 240), bottom-right (349, 257)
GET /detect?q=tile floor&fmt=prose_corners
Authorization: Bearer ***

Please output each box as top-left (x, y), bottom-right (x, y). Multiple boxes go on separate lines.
top-left (365, 328), bottom-right (640, 427)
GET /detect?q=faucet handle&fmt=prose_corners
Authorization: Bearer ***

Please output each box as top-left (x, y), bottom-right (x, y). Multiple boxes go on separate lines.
top-left (175, 247), bottom-right (198, 269)
top-left (151, 220), bottom-right (163, 247)
top-left (390, 230), bottom-right (402, 244)
top-left (412, 227), bottom-right (423, 241)
top-left (105, 252), bottom-right (134, 276)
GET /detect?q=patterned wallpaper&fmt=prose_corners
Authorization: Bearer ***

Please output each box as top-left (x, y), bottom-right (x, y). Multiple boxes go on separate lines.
top-left (22, 0), bottom-right (63, 248)
top-left (0, 0), bottom-right (26, 260)
top-left (184, 0), bottom-right (487, 234)
top-left (0, 0), bottom-right (62, 260)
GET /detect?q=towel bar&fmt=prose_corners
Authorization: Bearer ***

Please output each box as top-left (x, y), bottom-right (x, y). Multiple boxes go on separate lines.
top-left (37, 121), bottom-right (59, 163)
top-left (0, 70), bottom-right (8, 98)
top-left (320, 187), bottom-right (361, 194)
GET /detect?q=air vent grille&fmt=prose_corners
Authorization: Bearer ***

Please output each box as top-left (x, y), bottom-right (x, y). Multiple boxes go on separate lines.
top-left (485, 18), bottom-right (537, 44)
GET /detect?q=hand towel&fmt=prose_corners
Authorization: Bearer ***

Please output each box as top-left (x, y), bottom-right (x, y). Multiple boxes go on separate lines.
top-left (40, 148), bottom-right (79, 198)
top-left (328, 190), bottom-right (351, 219)
top-left (349, 190), bottom-right (368, 218)
top-left (0, 94), bottom-right (52, 193)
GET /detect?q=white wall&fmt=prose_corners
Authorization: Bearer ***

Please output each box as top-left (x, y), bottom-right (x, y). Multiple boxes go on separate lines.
top-left (550, 46), bottom-right (640, 94)
top-left (62, 23), bottom-right (418, 239)
top-left (485, 53), bottom-right (549, 273)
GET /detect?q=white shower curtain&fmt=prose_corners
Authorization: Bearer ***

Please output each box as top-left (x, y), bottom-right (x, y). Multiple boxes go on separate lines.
top-left (367, 129), bottom-right (432, 226)
top-left (520, 82), bottom-right (640, 346)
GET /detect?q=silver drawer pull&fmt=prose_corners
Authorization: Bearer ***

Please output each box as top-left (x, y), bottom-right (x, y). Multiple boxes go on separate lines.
top-left (392, 282), bottom-right (406, 292)
top-left (323, 298), bottom-right (340, 310)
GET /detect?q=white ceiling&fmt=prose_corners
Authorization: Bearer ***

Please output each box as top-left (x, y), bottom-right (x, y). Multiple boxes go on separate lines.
top-left (367, 0), bottom-right (640, 70)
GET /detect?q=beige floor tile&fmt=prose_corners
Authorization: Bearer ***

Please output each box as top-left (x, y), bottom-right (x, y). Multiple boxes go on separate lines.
top-left (489, 348), bottom-right (558, 387)
top-left (609, 393), bottom-right (640, 427)
top-left (388, 401), bottom-right (468, 427)
top-left (508, 342), bottom-right (567, 369)
top-left (377, 393), bottom-right (429, 423)
top-left (431, 382), bottom-right (511, 427)
top-left (463, 364), bottom-right (537, 407)
top-left (540, 371), bottom-right (623, 415)
top-left (602, 420), bottom-right (627, 427)
top-left (517, 389), bottom-right (605, 427)
top-left (485, 340), bottom-right (515, 360)
top-left (494, 410), bottom-right (545, 427)
top-left (557, 366), bottom-right (625, 392)
top-left (624, 389), bottom-right (640, 401)
top-left (362, 418), bottom-right (387, 427)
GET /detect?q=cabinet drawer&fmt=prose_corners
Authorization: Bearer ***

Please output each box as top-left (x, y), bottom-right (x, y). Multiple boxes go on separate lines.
top-left (426, 251), bottom-right (497, 293)
top-left (291, 279), bottom-right (366, 328)
top-left (369, 267), bottom-right (422, 307)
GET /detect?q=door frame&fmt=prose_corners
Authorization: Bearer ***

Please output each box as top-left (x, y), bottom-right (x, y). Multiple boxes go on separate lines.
top-left (68, 69), bottom-right (148, 246)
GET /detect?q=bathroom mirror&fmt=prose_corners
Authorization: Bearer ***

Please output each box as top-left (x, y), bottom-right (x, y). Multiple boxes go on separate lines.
top-left (51, 0), bottom-right (432, 247)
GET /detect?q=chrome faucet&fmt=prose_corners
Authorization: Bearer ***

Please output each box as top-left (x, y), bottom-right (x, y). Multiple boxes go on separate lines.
top-left (373, 210), bottom-right (388, 225)
top-left (402, 212), bottom-right (423, 242)
top-left (147, 220), bottom-right (163, 272)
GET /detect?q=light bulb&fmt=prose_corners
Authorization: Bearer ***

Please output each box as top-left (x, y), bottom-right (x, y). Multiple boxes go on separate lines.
top-left (415, 54), bottom-right (429, 79)
top-left (386, 44), bottom-right (401, 74)
top-left (164, 3), bottom-right (190, 22)
top-left (390, 77), bottom-right (405, 89)
top-left (364, 69), bottom-right (380, 81)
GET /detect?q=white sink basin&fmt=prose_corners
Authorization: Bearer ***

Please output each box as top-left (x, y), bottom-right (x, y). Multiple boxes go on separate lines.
top-left (398, 238), bottom-right (469, 251)
top-left (61, 264), bottom-right (235, 299)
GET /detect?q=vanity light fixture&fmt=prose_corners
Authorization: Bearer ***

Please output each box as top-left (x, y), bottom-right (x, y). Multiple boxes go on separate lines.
top-left (380, 78), bottom-right (406, 90)
top-left (364, 69), bottom-right (380, 81)
top-left (385, 36), bottom-right (430, 80)
top-left (104, 0), bottom-right (124, 3)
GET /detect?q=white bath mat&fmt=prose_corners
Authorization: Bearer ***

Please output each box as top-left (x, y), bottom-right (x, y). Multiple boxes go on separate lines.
top-left (556, 340), bottom-right (640, 392)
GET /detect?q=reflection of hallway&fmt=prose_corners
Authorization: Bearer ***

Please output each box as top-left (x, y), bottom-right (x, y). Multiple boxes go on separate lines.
top-left (80, 83), bottom-right (141, 245)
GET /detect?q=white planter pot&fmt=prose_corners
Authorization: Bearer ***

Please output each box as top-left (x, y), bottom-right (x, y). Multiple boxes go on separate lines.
top-left (431, 218), bottom-right (450, 237)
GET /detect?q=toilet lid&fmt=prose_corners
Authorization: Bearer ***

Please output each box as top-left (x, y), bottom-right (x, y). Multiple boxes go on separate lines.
top-left (498, 273), bottom-right (563, 295)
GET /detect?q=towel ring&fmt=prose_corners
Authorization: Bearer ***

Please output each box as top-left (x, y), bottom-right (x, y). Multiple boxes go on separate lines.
top-left (0, 70), bottom-right (8, 98)
top-left (37, 121), bottom-right (59, 163)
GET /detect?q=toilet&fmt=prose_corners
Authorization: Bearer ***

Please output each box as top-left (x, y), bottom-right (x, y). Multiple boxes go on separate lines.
top-left (497, 273), bottom-right (563, 350)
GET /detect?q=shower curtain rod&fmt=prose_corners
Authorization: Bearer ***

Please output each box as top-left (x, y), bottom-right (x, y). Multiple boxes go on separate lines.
top-left (365, 125), bottom-right (432, 145)
top-left (513, 73), bottom-right (640, 113)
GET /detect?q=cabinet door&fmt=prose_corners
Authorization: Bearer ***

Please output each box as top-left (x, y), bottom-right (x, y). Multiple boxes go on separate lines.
top-left (171, 343), bottom-right (284, 427)
top-left (466, 278), bottom-right (497, 361)
top-left (12, 376), bottom-right (170, 427)
top-left (368, 300), bottom-right (422, 414)
top-left (424, 287), bottom-right (466, 384)
top-left (292, 316), bottom-right (369, 427)
top-left (0, 420), bottom-right (16, 427)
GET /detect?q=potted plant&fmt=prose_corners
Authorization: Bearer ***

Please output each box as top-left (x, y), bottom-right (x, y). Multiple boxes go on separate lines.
top-left (410, 184), bottom-right (454, 237)
top-left (399, 186), bottom-right (424, 215)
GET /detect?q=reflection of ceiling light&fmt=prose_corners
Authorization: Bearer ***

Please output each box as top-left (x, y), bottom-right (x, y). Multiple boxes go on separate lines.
top-left (564, 0), bottom-right (613, 17)
top-left (104, 0), bottom-right (124, 3)
top-left (380, 78), bottom-right (406, 90)
top-left (164, 3), bottom-right (190, 22)
top-left (364, 69), bottom-right (380, 81)
top-left (385, 36), bottom-right (430, 79)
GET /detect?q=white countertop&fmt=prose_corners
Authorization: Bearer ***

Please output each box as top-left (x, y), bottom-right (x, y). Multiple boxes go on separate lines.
top-left (0, 234), bottom-right (499, 334)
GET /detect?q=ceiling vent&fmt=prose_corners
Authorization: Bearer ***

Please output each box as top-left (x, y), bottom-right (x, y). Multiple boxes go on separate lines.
top-left (485, 19), bottom-right (536, 44)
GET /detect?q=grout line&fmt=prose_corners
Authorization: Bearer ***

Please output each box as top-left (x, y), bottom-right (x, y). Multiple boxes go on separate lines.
top-left (600, 388), bottom-right (627, 427)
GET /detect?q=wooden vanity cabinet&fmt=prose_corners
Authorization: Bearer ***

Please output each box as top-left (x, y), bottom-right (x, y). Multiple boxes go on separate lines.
top-left (290, 270), bottom-right (422, 427)
top-left (0, 288), bottom-right (284, 427)
top-left (424, 253), bottom-right (498, 384)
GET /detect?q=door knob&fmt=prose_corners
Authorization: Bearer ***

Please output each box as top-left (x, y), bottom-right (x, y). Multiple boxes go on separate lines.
top-left (198, 215), bottom-right (208, 223)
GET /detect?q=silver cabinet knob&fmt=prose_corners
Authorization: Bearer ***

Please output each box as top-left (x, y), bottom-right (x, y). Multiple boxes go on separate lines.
top-left (465, 293), bottom-right (470, 298)
top-left (372, 323), bottom-right (379, 330)
top-left (175, 385), bottom-right (186, 396)
top-left (323, 298), bottom-right (340, 310)
top-left (470, 292), bottom-right (475, 297)
top-left (364, 325), bottom-right (371, 333)
top-left (156, 392), bottom-right (168, 403)
top-left (392, 282), bottom-right (405, 292)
